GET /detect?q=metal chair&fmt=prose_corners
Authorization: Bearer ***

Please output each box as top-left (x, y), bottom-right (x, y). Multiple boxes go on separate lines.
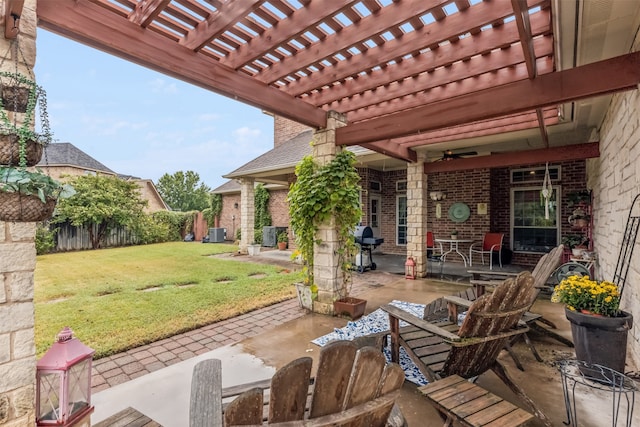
top-left (426, 231), bottom-right (444, 277)
top-left (469, 232), bottom-right (504, 269)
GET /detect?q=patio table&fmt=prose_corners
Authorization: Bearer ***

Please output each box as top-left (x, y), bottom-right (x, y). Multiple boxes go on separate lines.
top-left (435, 238), bottom-right (473, 266)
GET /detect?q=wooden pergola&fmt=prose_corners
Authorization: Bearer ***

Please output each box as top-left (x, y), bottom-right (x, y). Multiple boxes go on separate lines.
top-left (11, 0), bottom-right (640, 168)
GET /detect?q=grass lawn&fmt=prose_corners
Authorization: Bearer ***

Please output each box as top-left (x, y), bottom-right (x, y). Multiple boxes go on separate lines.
top-left (35, 242), bottom-right (302, 358)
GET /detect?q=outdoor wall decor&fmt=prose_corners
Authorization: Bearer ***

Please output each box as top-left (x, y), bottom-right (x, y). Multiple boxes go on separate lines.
top-left (448, 202), bottom-right (470, 222)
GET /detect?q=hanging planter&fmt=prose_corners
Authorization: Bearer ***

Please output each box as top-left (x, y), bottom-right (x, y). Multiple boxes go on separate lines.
top-left (0, 70), bottom-right (52, 168)
top-left (0, 167), bottom-right (73, 223)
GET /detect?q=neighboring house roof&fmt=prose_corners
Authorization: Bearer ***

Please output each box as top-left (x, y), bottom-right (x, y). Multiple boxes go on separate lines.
top-left (38, 142), bottom-right (116, 174)
top-left (221, 130), bottom-right (375, 184)
top-left (212, 180), bottom-right (241, 194)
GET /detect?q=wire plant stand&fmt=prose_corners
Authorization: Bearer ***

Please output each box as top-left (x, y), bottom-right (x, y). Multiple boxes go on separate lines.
top-left (560, 359), bottom-right (637, 427)
top-left (612, 193), bottom-right (640, 298)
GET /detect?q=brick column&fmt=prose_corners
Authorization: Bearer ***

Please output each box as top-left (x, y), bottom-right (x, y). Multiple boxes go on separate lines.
top-left (239, 178), bottom-right (255, 253)
top-left (0, 1), bottom-right (38, 425)
top-left (311, 111), bottom-right (347, 315)
top-left (406, 153), bottom-right (428, 277)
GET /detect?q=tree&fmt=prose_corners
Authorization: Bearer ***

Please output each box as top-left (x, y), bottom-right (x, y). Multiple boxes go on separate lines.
top-left (156, 170), bottom-right (211, 212)
top-left (53, 175), bottom-right (148, 249)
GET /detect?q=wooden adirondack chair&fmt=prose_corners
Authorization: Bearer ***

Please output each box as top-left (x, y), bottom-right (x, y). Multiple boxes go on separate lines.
top-left (189, 341), bottom-right (406, 427)
top-left (468, 245), bottom-right (573, 360)
top-left (381, 271), bottom-right (552, 427)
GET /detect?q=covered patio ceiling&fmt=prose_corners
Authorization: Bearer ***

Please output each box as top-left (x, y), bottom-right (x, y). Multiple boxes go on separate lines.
top-left (23, 0), bottom-right (640, 171)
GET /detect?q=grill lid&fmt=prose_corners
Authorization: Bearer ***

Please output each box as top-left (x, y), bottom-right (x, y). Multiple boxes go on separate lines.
top-left (353, 226), bottom-right (373, 240)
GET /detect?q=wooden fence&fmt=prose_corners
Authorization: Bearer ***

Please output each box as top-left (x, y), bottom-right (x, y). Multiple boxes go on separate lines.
top-left (54, 222), bottom-right (137, 251)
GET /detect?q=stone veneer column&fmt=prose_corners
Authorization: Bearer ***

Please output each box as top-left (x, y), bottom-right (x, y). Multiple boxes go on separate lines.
top-left (0, 1), bottom-right (38, 425)
top-left (0, 222), bottom-right (37, 426)
top-left (311, 111), bottom-right (347, 315)
top-left (406, 153), bottom-right (428, 277)
top-left (239, 178), bottom-right (255, 253)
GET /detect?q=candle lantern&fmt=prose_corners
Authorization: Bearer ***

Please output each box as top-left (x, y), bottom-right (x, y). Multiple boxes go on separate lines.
top-left (36, 327), bottom-right (95, 426)
top-left (405, 256), bottom-right (416, 279)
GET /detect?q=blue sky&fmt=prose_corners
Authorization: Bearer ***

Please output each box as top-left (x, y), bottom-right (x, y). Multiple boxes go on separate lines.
top-left (34, 30), bottom-right (274, 190)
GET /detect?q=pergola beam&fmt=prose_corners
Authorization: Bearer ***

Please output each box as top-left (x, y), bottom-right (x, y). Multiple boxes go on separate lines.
top-left (36, 0), bottom-right (327, 129)
top-left (423, 143), bottom-right (600, 174)
top-left (337, 51), bottom-right (640, 146)
top-left (4, 0), bottom-right (24, 39)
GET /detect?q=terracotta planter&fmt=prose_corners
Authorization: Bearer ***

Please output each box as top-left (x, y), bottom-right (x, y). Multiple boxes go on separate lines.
top-left (277, 242), bottom-right (287, 250)
top-left (565, 307), bottom-right (633, 375)
top-left (333, 297), bottom-right (367, 320)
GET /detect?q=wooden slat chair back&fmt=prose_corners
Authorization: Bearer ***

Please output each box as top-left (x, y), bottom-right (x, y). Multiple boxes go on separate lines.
top-left (440, 273), bottom-right (535, 379)
top-left (381, 271), bottom-right (552, 426)
top-left (222, 340), bottom-right (405, 426)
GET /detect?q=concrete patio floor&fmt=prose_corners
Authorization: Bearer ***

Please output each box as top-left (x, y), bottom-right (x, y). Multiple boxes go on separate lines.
top-left (90, 249), bottom-right (639, 426)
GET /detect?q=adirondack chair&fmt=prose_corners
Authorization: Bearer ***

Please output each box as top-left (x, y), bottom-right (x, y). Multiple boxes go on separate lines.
top-left (468, 244), bottom-right (573, 359)
top-left (381, 271), bottom-right (552, 427)
top-left (189, 341), bottom-right (406, 427)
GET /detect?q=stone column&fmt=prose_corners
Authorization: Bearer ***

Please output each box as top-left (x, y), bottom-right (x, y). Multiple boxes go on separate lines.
top-left (0, 1), bottom-right (38, 425)
top-left (406, 153), bottom-right (428, 277)
top-left (239, 178), bottom-right (255, 253)
top-left (311, 111), bottom-right (347, 314)
top-left (0, 222), bottom-right (37, 426)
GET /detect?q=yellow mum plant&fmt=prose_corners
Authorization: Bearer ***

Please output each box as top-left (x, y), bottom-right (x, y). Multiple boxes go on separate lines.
top-left (551, 275), bottom-right (620, 317)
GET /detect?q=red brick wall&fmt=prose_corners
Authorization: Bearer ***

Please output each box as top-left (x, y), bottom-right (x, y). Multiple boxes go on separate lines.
top-left (269, 188), bottom-right (290, 240)
top-left (219, 194), bottom-right (241, 241)
top-left (274, 116), bottom-right (311, 147)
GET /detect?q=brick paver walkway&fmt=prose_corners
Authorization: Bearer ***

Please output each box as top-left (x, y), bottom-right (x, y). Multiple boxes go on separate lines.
top-left (91, 271), bottom-right (400, 393)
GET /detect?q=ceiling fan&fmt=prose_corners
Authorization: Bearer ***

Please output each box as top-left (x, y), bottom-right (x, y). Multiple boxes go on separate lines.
top-left (440, 149), bottom-right (478, 161)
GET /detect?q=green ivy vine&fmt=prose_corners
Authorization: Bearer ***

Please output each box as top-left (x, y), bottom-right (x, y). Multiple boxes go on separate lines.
top-left (253, 183), bottom-right (271, 244)
top-left (287, 150), bottom-right (362, 298)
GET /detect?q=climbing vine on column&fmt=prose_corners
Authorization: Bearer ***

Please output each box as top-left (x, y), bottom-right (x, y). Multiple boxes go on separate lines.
top-left (254, 183), bottom-right (271, 244)
top-left (287, 150), bottom-right (362, 297)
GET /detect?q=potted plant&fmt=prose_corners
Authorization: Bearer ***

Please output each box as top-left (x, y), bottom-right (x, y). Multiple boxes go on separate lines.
top-left (562, 234), bottom-right (589, 257)
top-left (450, 230), bottom-right (458, 240)
top-left (0, 71), bottom-right (53, 167)
top-left (567, 189), bottom-right (591, 208)
top-left (552, 275), bottom-right (632, 375)
top-left (568, 207), bottom-right (590, 229)
top-left (276, 231), bottom-right (288, 250)
top-left (0, 167), bottom-right (74, 222)
top-left (288, 150), bottom-right (362, 316)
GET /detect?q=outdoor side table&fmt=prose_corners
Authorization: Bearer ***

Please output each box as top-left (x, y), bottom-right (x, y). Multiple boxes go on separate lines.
top-left (559, 359), bottom-right (637, 427)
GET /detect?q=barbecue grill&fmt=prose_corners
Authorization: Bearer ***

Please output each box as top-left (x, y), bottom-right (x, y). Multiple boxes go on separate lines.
top-left (353, 226), bottom-right (384, 273)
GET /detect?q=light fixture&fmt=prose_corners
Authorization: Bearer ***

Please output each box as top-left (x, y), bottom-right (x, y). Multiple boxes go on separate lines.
top-left (430, 191), bottom-right (446, 201)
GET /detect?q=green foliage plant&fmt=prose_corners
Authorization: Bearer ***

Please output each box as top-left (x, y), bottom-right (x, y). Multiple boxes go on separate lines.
top-left (202, 193), bottom-right (223, 226)
top-left (150, 210), bottom-right (192, 241)
top-left (156, 170), bottom-right (211, 211)
top-left (287, 150), bottom-right (362, 299)
top-left (562, 234), bottom-right (589, 249)
top-left (254, 183), bottom-right (271, 243)
top-left (277, 231), bottom-right (288, 243)
top-left (0, 167), bottom-right (73, 202)
top-left (53, 175), bottom-right (148, 249)
top-left (0, 71), bottom-right (53, 167)
top-left (35, 223), bottom-right (57, 255)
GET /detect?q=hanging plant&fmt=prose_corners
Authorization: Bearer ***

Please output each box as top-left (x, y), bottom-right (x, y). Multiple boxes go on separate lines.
top-left (288, 150), bottom-right (362, 299)
top-left (0, 71), bottom-right (53, 167)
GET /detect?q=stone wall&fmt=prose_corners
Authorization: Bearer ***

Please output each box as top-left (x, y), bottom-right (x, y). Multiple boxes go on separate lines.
top-left (587, 37), bottom-right (640, 367)
top-left (0, 222), bottom-right (37, 426)
top-left (0, 1), bottom-right (38, 424)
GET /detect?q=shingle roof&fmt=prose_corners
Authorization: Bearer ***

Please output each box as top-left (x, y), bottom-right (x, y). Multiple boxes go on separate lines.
top-left (38, 142), bottom-right (116, 174)
top-left (223, 130), bottom-right (373, 179)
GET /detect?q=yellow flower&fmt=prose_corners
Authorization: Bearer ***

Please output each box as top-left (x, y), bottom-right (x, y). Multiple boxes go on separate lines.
top-left (551, 275), bottom-right (621, 317)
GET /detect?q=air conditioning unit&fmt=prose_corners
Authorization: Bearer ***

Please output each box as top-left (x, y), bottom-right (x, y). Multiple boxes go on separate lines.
top-left (263, 226), bottom-right (288, 247)
top-left (208, 228), bottom-right (225, 243)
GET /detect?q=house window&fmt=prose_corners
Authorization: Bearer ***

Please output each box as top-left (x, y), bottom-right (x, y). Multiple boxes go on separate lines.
top-left (370, 197), bottom-right (379, 228)
top-left (396, 180), bottom-right (407, 192)
top-left (370, 181), bottom-right (381, 192)
top-left (397, 195), bottom-right (407, 245)
top-left (511, 186), bottom-right (560, 253)
top-left (511, 166), bottom-right (561, 183)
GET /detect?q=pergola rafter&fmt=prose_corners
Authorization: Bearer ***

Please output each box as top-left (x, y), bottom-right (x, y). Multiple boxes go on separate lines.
top-left (31, 0), bottom-right (639, 164)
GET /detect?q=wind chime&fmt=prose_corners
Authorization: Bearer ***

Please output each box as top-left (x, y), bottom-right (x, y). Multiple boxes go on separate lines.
top-left (540, 163), bottom-right (552, 220)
